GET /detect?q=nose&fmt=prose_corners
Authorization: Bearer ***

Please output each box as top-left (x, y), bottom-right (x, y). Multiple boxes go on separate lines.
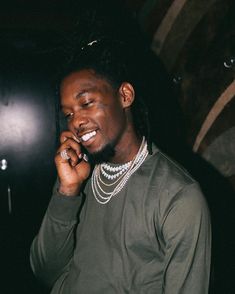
top-left (69, 112), bottom-right (88, 131)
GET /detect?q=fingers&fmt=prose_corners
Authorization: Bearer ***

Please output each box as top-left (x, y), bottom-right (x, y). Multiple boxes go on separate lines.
top-left (60, 131), bottom-right (80, 144)
top-left (62, 148), bottom-right (81, 166)
top-left (57, 144), bottom-right (81, 168)
top-left (56, 131), bottom-right (87, 166)
top-left (60, 139), bottom-right (81, 157)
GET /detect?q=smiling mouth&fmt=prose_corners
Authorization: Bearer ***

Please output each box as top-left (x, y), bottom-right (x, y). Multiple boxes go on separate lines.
top-left (80, 130), bottom-right (97, 142)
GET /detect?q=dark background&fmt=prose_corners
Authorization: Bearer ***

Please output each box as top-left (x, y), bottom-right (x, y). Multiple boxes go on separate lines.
top-left (0, 1), bottom-right (234, 293)
top-left (0, 41), bottom-right (58, 293)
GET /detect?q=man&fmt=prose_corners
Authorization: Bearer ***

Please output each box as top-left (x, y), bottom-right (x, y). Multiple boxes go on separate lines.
top-left (30, 39), bottom-right (211, 293)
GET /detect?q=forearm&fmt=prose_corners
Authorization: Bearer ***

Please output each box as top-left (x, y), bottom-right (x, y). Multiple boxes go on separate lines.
top-left (30, 189), bottom-right (82, 287)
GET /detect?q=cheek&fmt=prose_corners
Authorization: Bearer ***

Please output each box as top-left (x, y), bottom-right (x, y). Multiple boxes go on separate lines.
top-left (66, 123), bottom-right (76, 137)
top-left (94, 102), bottom-right (125, 133)
top-left (106, 110), bottom-right (126, 137)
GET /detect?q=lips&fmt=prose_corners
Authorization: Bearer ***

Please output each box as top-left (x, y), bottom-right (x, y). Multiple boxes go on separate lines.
top-left (79, 130), bottom-right (97, 142)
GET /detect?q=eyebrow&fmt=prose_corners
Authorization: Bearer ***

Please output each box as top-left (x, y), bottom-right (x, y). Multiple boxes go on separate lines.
top-left (75, 85), bottom-right (99, 99)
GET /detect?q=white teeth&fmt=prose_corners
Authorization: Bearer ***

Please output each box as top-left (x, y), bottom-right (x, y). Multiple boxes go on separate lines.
top-left (81, 131), bottom-right (96, 142)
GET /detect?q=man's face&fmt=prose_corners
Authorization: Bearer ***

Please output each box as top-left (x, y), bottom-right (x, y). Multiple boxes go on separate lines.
top-left (60, 69), bottom-right (129, 161)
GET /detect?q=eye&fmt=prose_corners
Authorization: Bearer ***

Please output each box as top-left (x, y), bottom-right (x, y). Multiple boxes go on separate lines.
top-left (65, 112), bottom-right (74, 120)
top-left (81, 99), bottom-right (93, 108)
top-left (82, 101), bottom-right (91, 107)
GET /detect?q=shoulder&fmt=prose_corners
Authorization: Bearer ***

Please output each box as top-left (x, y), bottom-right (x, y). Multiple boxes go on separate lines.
top-left (144, 144), bottom-right (197, 192)
top-left (142, 145), bottom-right (209, 220)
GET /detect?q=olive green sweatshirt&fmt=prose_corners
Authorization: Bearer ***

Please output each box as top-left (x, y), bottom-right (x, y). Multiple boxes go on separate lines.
top-left (30, 146), bottom-right (211, 293)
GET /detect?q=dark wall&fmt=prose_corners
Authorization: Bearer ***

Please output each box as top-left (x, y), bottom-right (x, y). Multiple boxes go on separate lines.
top-left (0, 39), bottom-right (58, 293)
top-left (0, 1), bottom-right (234, 293)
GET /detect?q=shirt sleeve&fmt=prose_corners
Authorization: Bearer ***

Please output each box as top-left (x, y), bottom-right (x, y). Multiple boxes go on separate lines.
top-left (30, 183), bottom-right (83, 288)
top-left (160, 183), bottom-right (211, 294)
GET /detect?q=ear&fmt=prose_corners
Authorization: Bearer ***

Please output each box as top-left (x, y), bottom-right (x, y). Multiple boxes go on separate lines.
top-left (118, 82), bottom-right (135, 108)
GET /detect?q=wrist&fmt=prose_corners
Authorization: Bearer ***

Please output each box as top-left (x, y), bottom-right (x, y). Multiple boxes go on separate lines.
top-left (58, 183), bottom-right (82, 196)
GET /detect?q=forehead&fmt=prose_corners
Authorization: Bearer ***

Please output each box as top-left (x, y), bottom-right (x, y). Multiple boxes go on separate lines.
top-left (60, 69), bottom-right (112, 94)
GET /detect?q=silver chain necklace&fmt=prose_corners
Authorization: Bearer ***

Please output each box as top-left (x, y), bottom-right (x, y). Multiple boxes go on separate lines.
top-left (100, 161), bottom-right (132, 180)
top-left (91, 137), bottom-right (148, 204)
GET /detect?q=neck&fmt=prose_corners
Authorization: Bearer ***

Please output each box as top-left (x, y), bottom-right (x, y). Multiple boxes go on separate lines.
top-left (110, 134), bottom-right (143, 164)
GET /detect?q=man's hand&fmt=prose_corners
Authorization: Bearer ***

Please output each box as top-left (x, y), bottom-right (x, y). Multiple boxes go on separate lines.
top-left (55, 131), bottom-right (91, 196)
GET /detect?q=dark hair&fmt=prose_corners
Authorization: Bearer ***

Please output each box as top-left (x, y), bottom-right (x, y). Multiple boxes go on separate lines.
top-left (59, 38), bottom-right (153, 153)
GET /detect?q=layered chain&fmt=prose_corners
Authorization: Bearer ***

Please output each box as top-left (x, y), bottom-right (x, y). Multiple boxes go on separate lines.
top-left (91, 137), bottom-right (148, 204)
top-left (100, 161), bottom-right (132, 180)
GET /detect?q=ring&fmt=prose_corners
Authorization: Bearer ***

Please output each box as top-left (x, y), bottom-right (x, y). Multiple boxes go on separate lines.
top-left (60, 149), bottom-right (70, 160)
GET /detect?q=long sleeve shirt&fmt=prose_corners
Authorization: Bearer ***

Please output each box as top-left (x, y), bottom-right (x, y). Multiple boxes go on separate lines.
top-left (30, 146), bottom-right (211, 293)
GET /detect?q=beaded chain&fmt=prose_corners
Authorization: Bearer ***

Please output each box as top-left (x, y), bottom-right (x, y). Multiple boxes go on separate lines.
top-left (100, 161), bottom-right (132, 180)
top-left (91, 137), bottom-right (148, 204)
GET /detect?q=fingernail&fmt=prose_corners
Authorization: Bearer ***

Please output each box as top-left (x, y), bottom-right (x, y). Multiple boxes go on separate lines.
top-left (83, 154), bottom-right (89, 162)
top-left (78, 153), bottom-right (83, 159)
top-left (73, 136), bottom-right (80, 143)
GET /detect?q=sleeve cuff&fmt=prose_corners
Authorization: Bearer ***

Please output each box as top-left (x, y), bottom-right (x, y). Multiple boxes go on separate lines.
top-left (47, 189), bottom-right (83, 222)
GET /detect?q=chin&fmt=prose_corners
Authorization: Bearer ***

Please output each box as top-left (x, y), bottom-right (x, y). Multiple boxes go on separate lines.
top-left (88, 143), bottom-right (115, 164)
